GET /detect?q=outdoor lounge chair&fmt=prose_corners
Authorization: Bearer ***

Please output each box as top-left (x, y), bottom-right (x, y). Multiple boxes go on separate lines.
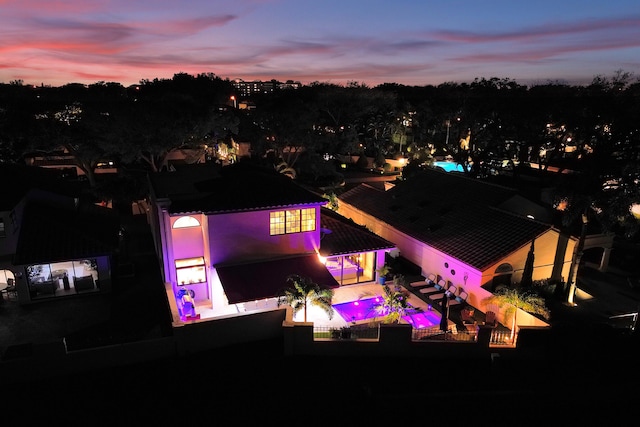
top-left (409, 273), bottom-right (437, 289)
top-left (428, 284), bottom-right (457, 302)
top-left (418, 279), bottom-right (447, 295)
top-left (448, 289), bottom-right (469, 308)
top-left (409, 280), bottom-right (429, 289)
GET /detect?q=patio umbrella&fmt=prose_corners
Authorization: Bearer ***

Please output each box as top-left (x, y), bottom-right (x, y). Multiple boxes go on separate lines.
top-left (521, 239), bottom-right (535, 288)
top-left (439, 293), bottom-right (450, 332)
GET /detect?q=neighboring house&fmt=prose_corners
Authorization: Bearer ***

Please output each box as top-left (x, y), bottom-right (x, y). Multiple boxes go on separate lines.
top-left (147, 162), bottom-right (395, 321)
top-left (337, 168), bottom-right (612, 328)
top-left (24, 147), bottom-right (118, 179)
top-left (0, 164), bottom-right (118, 304)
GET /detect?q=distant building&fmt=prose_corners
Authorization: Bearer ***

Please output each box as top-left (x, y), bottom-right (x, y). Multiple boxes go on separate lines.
top-left (231, 78), bottom-right (301, 98)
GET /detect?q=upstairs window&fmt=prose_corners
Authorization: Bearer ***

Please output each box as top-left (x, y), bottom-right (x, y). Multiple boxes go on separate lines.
top-left (301, 208), bottom-right (315, 232)
top-left (285, 209), bottom-right (301, 233)
top-left (270, 208), bottom-right (316, 235)
top-left (270, 211), bottom-right (285, 235)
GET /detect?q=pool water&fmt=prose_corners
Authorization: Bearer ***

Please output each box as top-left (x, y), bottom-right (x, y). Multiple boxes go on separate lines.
top-left (432, 161), bottom-right (468, 173)
top-left (402, 311), bottom-right (442, 329)
top-left (332, 297), bottom-right (441, 328)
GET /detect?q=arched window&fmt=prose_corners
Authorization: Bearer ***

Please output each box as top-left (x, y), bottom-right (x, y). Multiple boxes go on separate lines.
top-left (494, 263), bottom-right (513, 274)
top-left (173, 216), bottom-right (200, 229)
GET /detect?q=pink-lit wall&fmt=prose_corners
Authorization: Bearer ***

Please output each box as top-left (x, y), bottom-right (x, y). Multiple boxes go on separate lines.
top-left (167, 214), bottom-right (209, 300)
top-left (170, 216), bottom-right (205, 259)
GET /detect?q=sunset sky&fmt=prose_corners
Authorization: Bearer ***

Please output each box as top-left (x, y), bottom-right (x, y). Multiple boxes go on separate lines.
top-left (1, 0), bottom-right (639, 88)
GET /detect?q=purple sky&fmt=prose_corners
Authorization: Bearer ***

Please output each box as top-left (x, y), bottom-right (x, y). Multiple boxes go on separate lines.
top-left (1, 0), bottom-right (639, 87)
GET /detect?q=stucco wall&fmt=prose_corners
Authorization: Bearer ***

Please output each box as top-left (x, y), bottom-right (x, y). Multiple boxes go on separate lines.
top-left (337, 201), bottom-right (551, 329)
top-left (207, 209), bottom-right (320, 264)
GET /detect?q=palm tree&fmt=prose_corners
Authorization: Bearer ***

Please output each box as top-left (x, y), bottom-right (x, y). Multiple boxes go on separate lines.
top-left (275, 160), bottom-right (297, 179)
top-left (276, 274), bottom-right (334, 322)
top-left (372, 281), bottom-right (421, 324)
top-left (483, 288), bottom-right (550, 343)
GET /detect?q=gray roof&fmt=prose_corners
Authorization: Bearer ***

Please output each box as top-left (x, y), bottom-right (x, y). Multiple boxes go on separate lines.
top-left (319, 208), bottom-right (396, 257)
top-left (14, 201), bottom-right (119, 265)
top-left (149, 162), bottom-right (328, 214)
top-left (338, 169), bottom-right (552, 271)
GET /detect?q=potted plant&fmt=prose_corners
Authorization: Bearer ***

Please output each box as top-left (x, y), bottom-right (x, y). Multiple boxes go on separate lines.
top-left (376, 264), bottom-right (390, 284)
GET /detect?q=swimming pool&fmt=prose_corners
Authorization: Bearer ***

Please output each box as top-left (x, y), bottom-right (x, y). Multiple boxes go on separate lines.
top-left (432, 161), bottom-right (468, 173)
top-left (332, 297), bottom-right (442, 328)
top-left (333, 297), bottom-right (382, 322)
top-left (402, 311), bottom-right (442, 329)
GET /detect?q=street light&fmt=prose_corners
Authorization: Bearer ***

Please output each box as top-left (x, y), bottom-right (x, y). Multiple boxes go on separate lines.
top-left (230, 95), bottom-right (237, 108)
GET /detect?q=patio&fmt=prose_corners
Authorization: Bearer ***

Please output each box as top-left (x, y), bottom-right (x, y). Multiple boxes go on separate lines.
top-left (190, 281), bottom-right (456, 330)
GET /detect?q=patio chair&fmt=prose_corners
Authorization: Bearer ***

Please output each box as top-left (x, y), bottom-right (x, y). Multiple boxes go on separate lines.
top-left (448, 289), bottom-right (469, 308)
top-left (419, 279), bottom-right (447, 295)
top-left (485, 310), bottom-right (497, 327)
top-left (428, 284), bottom-right (457, 302)
top-left (461, 307), bottom-right (476, 324)
top-left (409, 280), bottom-right (429, 289)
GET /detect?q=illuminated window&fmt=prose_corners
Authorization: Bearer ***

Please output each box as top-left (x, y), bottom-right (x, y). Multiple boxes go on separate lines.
top-left (301, 208), bottom-right (315, 232)
top-left (270, 211), bottom-right (285, 235)
top-left (270, 208), bottom-right (316, 235)
top-left (286, 210), bottom-right (301, 233)
top-left (175, 257), bottom-right (206, 285)
top-left (173, 216), bottom-right (200, 229)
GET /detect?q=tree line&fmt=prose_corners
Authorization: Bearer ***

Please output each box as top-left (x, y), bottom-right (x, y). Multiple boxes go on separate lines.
top-left (1, 70), bottom-right (639, 239)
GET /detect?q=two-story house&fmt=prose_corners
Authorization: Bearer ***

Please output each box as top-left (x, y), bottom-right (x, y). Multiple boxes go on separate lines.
top-left (147, 162), bottom-right (395, 321)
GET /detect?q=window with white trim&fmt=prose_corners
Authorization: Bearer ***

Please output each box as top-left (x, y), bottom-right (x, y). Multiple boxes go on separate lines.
top-left (270, 208), bottom-right (315, 235)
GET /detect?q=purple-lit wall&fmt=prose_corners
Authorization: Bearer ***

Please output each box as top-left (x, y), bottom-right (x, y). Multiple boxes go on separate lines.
top-left (206, 208), bottom-right (321, 265)
top-left (161, 206), bottom-right (322, 306)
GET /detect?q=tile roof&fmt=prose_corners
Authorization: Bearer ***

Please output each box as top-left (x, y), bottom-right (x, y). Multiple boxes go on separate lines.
top-left (319, 208), bottom-right (395, 256)
top-left (338, 169), bottom-right (552, 271)
top-left (13, 201), bottom-right (120, 265)
top-left (0, 164), bottom-right (80, 211)
top-left (149, 162), bottom-right (328, 214)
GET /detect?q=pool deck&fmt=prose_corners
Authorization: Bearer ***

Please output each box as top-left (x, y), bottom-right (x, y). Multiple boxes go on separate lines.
top-left (188, 279), bottom-right (467, 330)
top-left (297, 282), bottom-right (455, 329)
